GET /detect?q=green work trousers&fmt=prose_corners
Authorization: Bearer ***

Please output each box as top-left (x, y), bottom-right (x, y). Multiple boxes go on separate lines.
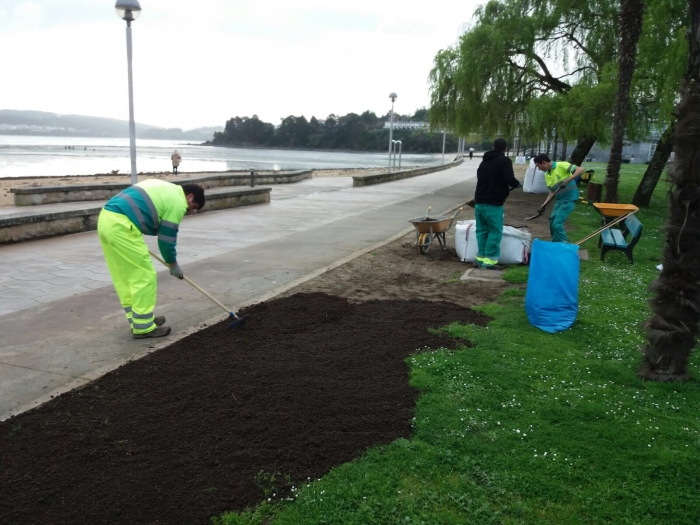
top-left (549, 199), bottom-right (576, 243)
top-left (474, 204), bottom-right (504, 268)
top-left (98, 209), bottom-right (157, 335)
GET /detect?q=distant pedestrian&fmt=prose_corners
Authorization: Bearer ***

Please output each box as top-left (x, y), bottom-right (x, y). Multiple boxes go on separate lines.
top-left (171, 150), bottom-right (182, 174)
top-left (469, 147), bottom-right (474, 160)
top-left (473, 138), bottom-right (520, 269)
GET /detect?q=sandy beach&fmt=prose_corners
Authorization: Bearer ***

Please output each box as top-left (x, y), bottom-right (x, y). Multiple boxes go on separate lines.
top-left (0, 167), bottom-right (396, 208)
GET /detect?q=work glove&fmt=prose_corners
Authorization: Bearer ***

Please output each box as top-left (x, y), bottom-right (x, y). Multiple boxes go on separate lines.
top-left (169, 263), bottom-right (184, 280)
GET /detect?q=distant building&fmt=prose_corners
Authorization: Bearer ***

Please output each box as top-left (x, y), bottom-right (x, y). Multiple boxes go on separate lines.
top-left (526, 129), bottom-right (666, 164)
top-left (383, 121), bottom-right (428, 130)
top-left (583, 131), bottom-right (661, 163)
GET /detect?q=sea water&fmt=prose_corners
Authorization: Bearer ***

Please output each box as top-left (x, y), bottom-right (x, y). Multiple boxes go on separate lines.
top-left (0, 136), bottom-right (442, 178)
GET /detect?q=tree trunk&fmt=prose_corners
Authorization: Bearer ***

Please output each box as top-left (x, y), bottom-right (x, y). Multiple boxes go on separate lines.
top-left (553, 128), bottom-right (559, 159)
top-left (638, 0), bottom-right (700, 382)
top-left (568, 136), bottom-right (597, 165)
top-left (561, 138), bottom-right (568, 161)
top-left (632, 121), bottom-right (676, 207)
top-left (604, 0), bottom-right (645, 204)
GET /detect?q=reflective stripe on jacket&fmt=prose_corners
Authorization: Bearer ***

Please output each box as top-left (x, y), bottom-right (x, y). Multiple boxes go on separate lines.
top-left (104, 179), bottom-right (187, 263)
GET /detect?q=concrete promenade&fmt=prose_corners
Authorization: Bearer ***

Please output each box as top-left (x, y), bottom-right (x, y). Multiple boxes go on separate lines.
top-left (0, 162), bottom-right (477, 420)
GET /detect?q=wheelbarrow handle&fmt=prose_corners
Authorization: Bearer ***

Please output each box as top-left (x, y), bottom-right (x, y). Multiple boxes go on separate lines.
top-left (574, 211), bottom-right (636, 246)
top-left (446, 207), bottom-right (463, 231)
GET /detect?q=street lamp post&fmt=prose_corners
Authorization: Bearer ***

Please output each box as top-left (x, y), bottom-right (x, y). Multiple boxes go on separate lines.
top-left (115, 0), bottom-right (142, 186)
top-left (388, 93), bottom-right (397, 171)
top-left (441, 130), bottom-right (446, 165)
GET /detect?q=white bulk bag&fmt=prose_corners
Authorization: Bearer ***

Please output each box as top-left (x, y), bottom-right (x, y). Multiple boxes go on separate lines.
top-left (455, 220), bottom-right (532, 265)
top-left (523, 159), bottom-right (549, 194)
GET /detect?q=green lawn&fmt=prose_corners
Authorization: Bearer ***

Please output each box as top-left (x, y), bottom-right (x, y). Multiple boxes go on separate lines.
top-left (216, 163), bottom-right (700, 525)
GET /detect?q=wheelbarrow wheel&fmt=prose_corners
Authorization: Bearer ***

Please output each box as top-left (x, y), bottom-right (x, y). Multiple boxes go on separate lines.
top-left (418, 233), bottom-right (431, 254)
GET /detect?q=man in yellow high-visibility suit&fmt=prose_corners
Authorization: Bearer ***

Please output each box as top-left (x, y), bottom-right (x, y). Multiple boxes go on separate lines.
top-left (533, 154), bottom-right (584, 243)
top-left (98, 179), bottom-right (205, 339)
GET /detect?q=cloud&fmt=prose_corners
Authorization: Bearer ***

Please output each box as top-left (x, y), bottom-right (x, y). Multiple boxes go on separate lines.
top-left (1, 0), bottom-right (481, 129)
top-left (11, 2), bottom-right (44, 29)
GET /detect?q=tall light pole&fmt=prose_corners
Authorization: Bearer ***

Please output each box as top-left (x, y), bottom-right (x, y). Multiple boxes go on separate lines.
top-left (388, 92), bottom-right (397, 171)
top-left (115, 0), bottom-right (142, 186)
top-left (441, 130), bottom-right (446, 165)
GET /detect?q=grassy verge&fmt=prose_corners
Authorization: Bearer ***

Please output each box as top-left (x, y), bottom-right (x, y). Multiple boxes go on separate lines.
top-left (216, 163), bottom-right (700, 524)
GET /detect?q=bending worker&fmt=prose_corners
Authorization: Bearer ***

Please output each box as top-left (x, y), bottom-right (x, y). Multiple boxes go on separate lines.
top-left (98, 179), bottom-right (205, 339)
top-left (474, 138), bottom-right (520, 269)
top-left (533, 154), bottom-right (584, 243)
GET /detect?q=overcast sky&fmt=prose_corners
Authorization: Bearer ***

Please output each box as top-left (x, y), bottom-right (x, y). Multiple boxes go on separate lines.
top-left (0, 0), bottom-right (481, 130)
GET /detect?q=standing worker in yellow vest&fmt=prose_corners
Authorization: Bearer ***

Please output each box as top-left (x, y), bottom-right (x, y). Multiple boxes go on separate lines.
top-left (98, 179), bottom-right (205, 339)
top-left (533, 154), bottom-right (584, 243)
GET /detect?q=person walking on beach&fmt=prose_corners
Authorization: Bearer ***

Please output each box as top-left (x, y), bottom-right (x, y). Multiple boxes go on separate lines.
top-left (98, 179), bottom-right (205, 339)
top-left (533, 153), bottom-right (584, 242)
top-left (171, 150), bottom-right (182, 174)
top-left (473, 138), bottom-right (520, 269)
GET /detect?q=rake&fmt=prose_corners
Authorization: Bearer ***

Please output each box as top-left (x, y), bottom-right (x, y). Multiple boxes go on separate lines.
top-left (149, 251), bottom-right (248, 329)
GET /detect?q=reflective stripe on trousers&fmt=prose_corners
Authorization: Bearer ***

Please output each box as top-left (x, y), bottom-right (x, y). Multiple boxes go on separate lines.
top-left (98, 209), bottom-right (157, 334)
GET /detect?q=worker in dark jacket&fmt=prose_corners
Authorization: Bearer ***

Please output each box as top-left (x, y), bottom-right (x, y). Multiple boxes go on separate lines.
top-left (473, 138), bottom-right (520, 269)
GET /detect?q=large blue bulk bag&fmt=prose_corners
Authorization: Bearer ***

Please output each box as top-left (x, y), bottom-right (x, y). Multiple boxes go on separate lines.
top-left (525, 239), bottom-right (580, 333)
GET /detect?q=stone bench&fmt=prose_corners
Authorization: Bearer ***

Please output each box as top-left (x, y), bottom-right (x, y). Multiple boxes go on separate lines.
top-left (352, 159), bottom-right (463, 187)
top-left (10, 170), bottom-right (310, 206)
top-left (177, 170), bottom-right (312, 189)
top-left (0, 187), bottom-right (271, 245)
top-left (11, 183), bottom-right (130, 206)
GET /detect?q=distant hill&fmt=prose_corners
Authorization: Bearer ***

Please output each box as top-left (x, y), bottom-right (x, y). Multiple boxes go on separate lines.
top-left (0, 110), bottom-right (221, 140)
top-left (138, 126), bottom-right (222, 141)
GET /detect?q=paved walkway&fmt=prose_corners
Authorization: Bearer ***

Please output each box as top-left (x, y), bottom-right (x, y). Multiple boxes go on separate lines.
top-left (0, 163), bottom-right (478, 420)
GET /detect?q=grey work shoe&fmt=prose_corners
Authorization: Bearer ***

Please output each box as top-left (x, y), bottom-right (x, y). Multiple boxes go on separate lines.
top-left (482, 264), bottom-right (503, 271)
top-left (133, 326), bottom-right (171, 339)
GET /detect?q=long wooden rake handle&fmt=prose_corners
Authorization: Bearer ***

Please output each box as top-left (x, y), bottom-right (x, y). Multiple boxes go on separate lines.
top-left (574, 211), bottom-right (636, 246)
top-left (148, 250), bottom-right (234, 316)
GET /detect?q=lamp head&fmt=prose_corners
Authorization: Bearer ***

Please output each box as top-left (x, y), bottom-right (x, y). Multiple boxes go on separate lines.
top-left (389, 92), bottom-right (397, 102)
top-left (115, 0), bottom-right (142, 21)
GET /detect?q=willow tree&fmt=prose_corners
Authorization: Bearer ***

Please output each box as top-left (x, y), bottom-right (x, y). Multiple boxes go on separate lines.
top-left (638, 0), bottom-right (700, 381)
top-left (429, 0), bottom-right (619, 162)
top-left (631, 0), bottom-right (688, 207)
top-left (604, 0), bottom-right (645, 203)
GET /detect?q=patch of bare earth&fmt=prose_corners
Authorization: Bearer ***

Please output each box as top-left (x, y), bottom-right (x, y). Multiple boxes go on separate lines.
top-left (0, 165), bottom-right (573, 525)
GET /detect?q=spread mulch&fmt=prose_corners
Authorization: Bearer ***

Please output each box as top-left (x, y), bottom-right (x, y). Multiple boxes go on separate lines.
top-left (0, 292), bottom-right (489, 525)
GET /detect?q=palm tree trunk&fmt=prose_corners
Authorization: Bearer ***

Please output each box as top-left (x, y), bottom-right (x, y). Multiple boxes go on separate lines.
top-left (638, 0), bottom-right (700, 382)
top-left (604, 0), bottom-right (645, 204)
top-left (631, 121), bottom-right (676, 207)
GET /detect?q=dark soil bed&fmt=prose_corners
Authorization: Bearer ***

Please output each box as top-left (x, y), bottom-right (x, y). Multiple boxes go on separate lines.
top-left (0, 293), bottom-right (489, 525)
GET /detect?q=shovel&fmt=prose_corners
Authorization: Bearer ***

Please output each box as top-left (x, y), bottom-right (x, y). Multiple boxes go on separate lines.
top-left (149, 250), bottom-right (248, 329)
top-left (524, 186), bottom-right (565, 220)
top-left (573, 211), bottom-right (637, 261)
